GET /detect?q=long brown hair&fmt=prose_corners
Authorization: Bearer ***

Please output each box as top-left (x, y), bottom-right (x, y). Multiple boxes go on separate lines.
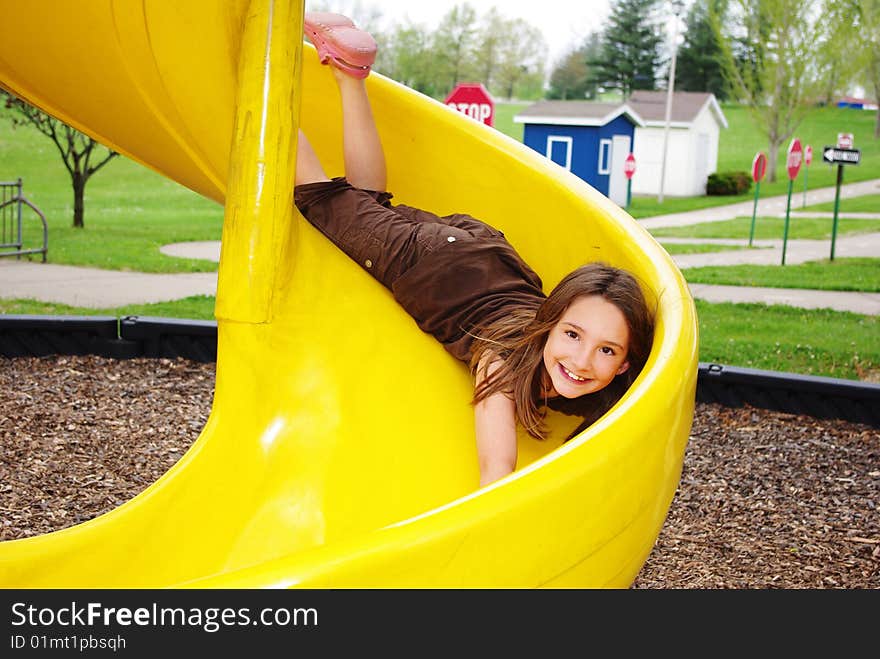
top-left (469, 262), bottom-right (655, 440)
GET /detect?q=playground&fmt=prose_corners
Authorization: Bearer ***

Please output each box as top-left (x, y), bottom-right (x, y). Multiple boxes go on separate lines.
top-left (0, 1), bottom-right (877, 590)
top-left (0, 2), bottom-right (700, 588)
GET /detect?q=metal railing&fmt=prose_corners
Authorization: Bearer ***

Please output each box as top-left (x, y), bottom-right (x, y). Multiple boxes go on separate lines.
top-left (1, 178), bottom-right (47, 262)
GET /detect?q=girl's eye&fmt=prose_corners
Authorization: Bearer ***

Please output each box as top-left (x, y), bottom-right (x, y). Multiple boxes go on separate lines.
top-left (565, 330), bottom-right (578, 340)
top-left (600, 346), bottom-right (615, 355)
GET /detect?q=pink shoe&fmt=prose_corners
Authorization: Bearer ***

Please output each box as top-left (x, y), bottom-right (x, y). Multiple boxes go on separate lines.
top-left (304, 12), bottom-right (377, 79)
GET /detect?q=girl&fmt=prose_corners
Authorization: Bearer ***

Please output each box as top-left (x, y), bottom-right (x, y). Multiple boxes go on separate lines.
top-left (297, 13), bottom-right (655, 486)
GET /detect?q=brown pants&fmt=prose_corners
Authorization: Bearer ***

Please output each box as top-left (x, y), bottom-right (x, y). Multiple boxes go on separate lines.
top-left (294, 177), bottom-right (502, 289)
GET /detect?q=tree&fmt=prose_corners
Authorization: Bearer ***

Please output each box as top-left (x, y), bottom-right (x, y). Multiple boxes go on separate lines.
top-left (3, 91), bottom-right (117, 228)
top-left (492, 18), bottom-right (547, 100)
top-left (382, 21), bottom-right (439, 96)
top-left (854, 0), bottom-right (880, 138)
top-left (591, 0), bottom-right (664, 97)
top-left (676, 0), bottom-right (729, 100)
top-left (713, 0), bottom-right (826, 181)
top-left (431, 4), bottom-right (480, 97)
top-left (472, 8), bottom-right (506, 92)
top-left (821, 0), bottom-right (880, 138)
top-left (547, 34), bottom-right (602, 100)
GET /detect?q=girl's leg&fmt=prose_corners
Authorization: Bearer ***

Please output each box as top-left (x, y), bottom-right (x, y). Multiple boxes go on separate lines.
top-left (295, 129), bottom-right (330, 186)
top-left (332, 68), bottom-right (386, 191)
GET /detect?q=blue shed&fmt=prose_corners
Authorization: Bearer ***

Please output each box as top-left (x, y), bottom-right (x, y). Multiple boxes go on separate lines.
top-left (513, 101), bottom-right (644, 206)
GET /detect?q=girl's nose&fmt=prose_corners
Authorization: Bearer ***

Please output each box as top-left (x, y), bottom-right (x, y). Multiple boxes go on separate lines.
top-left (572, 346), bottom-right (592, 371)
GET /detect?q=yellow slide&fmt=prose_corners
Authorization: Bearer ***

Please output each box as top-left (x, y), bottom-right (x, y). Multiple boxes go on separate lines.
top-left (0, 1), bottom-right (697, 587)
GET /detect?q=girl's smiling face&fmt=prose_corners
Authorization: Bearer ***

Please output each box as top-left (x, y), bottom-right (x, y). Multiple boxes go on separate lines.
top-left (542, 295), bottom-right (631, 399)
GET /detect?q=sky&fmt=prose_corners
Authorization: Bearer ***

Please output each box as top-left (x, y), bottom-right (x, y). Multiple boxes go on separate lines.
top-left (305, 0), bottom-right (614, 65)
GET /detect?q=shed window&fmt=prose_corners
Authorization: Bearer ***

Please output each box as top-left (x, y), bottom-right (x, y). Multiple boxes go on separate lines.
top-left (546, 136), bottom-right (572, 170)
top-left (598, 139), bottom-right (612, 174)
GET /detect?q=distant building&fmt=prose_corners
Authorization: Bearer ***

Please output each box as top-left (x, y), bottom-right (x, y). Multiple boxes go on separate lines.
top-left (626, 91), bottom-right (728, 197)
top-left (837, 96), bottom-right (879, 111)
top-left (513, 92), bottom-right (727, 203)
top-left (513, 101), bottom-right (644, 206)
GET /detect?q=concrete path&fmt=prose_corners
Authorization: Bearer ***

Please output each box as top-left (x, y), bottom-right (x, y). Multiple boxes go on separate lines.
top-left (639, 178), bottom-right (880, 230)
top-left (687, 283), bottom-right (880, 315)
top-left (663, 232), bottom-right (880, 268)
top-left (1, 179), bottom-right (878, 315)
top-left (0, 259), bottom-right (217, 308)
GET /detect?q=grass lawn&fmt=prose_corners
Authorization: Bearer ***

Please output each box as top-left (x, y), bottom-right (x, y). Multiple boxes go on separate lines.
top-left (492, 102), bottom-right (527, 142)
top-left (659, 242), bottom-right (756, 255)
top-left (803, 193), bottom-right (880, 214)
top-left (1, 107), bottom-right (223, 273)
top-left (0, 295), bottom-right (216, 320)
top-left (684, 258), bottom-right (880, 292)
top-left (648, 215), bottom-right (880, 240)
top-left (696, 300), bottom-right (879, 381)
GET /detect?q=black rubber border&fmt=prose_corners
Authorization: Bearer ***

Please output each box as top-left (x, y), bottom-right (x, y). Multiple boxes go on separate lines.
top-left (0, 315), bottom-right (216, 362)
top-left (697, 362), bottom-right (879, 426)
top-left (1, 315), bottom-right (877, 426)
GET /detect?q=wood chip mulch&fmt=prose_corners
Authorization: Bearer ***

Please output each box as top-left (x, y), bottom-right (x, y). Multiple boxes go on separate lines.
top-left (1, 354), bottom-right (877, 588)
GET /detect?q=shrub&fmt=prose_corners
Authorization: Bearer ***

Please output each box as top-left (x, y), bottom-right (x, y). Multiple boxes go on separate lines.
top-left (706, 170), bottom-right (752, 195)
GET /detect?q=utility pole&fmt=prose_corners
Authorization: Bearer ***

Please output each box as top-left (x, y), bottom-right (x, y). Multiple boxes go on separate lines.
top-left (658, 0), bottom-right (684, 204)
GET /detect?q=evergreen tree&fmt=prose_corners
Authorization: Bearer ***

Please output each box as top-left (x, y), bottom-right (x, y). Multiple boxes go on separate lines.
top-left (591, 0), bottom-right (663, 97)
top-left (676, 0), bottom-right (729, 100)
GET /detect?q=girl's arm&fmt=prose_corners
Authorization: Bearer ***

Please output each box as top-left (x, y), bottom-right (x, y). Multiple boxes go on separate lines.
top-left (473, 357), bottom-right (518, 487)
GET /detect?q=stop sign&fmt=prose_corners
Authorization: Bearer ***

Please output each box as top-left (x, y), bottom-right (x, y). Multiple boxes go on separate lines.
top-left (623, 153), bottom-right (636, 179)
top-left (752, 151), bottom-right (767, 183)
top-left (786, 138), bottom-right (803, 180)
top-left (804, 144), bottom-right (813, 166)
top-left (445, 83), bottom-right (494, 127)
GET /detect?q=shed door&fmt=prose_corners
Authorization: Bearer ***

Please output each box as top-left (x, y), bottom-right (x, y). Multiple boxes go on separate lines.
top-left (607, 135), bottom-right (631, 206)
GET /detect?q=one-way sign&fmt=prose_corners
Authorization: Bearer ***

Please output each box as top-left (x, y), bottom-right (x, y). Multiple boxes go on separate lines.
top-left (823, 146), bottom-right (861, 165)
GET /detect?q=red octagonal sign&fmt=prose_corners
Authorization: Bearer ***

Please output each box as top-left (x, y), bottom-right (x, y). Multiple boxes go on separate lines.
top-left (623, 153), bottom-right (636, 179)
top-left (445, 83), bottom-right (494, 127)
top-left (786, 138), bottom-right (803, 180)
top-left (752, 151), bottom-right (767, 183)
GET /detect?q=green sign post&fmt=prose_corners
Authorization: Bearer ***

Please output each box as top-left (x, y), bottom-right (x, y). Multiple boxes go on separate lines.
top-left (781, 138), bottom-right (803, 266)
top-left (823, 141), bottom-right (862, 260)
top-left (801, 144), bottom-right (812, 207)
top-left (624, 152), bottom-right (635, 210)
top-left (749, 152), bottom-right (767, 247)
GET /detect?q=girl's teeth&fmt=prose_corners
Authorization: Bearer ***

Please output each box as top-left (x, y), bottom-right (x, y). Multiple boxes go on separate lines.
top-left (563, 366), bottom-right (586, 381)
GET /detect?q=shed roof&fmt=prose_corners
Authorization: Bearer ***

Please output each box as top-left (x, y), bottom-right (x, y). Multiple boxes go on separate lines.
top-left (626, 90), bottom-right (728, 128)
top-left (513, 100), bottom-right (645, 127)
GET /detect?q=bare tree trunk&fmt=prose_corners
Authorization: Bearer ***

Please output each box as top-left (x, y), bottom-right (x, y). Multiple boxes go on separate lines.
top-left (873, 73), bottom-right (880, 139)
top-left (72, 172), bottom-right (85, 229)
top-left (767, 140), bottom-right (780, 183)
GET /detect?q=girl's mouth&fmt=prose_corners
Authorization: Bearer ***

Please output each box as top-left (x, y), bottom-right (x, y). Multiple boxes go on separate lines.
top-left (559, 364), bottom-right (589, 383)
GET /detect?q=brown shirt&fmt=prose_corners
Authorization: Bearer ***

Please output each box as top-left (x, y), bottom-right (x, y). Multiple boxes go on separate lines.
top-left (389, 235), bottom-right (545, 362)
top-left (294, 178), bottom-right (547, 363)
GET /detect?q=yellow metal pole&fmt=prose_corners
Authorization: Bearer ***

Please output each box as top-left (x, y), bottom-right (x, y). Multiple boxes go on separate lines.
top-left (215, 0), bottom-right (302, 323)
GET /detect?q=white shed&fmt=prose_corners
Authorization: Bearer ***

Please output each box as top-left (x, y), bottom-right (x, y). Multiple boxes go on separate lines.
top-left (626, 91), bottom-right (728, 197)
